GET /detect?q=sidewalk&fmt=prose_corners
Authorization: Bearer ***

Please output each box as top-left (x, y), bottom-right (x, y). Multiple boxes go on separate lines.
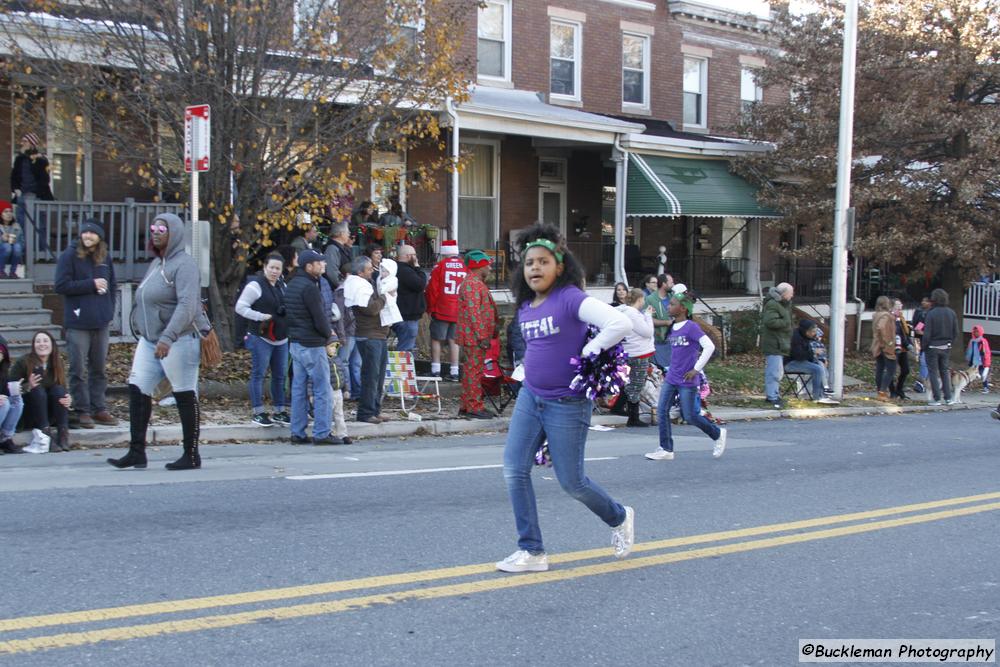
top-left (12, 391), bottom-right (997, 450)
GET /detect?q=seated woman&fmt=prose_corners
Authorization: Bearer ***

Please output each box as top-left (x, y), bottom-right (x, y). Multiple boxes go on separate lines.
top-left (0, 334), bottom-right (25, 453)
top-left (11, 331), bottom-right (72, 452)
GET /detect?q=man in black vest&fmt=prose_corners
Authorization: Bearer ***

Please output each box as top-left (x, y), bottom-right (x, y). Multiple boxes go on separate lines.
top-left (284, 250), bottom-right (338, 445)
top-left (392, 244), bottom-right (426, 352)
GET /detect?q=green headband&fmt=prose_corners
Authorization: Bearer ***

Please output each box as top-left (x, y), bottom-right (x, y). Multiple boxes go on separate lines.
top-left (524, 238), bottom-right (564, 263)
top-left (673, 293), bottom-right (695, 316)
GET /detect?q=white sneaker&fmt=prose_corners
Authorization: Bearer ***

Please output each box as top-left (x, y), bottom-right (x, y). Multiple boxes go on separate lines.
top-left (611, 506), bottom-right (635, 559)
top-left (712, 428), bottom-right (728, 458)
top-left (927, 401), bottom-right (942, 406)
top-left (815, 397), bottom-right (840, 405)
top-left (644, 449), bottom-right (674, 461)
top-left (495, 550), bottom-right (549, 573)
top-left (24, 428), bottom-right (51, 454)
top-left (945, 399), bottom-right (959, 406)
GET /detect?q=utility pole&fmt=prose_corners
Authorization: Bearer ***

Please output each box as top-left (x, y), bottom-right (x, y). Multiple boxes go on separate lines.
top-left (828, 0), bottom-right (858, 398)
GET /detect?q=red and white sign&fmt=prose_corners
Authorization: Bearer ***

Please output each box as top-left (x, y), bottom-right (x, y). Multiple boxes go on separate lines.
top-left (184, 104), bottom-right (210, 173)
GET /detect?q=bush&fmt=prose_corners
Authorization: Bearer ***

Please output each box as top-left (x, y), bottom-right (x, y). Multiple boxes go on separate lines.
top-left (727, 307), bottom-right (763, 354)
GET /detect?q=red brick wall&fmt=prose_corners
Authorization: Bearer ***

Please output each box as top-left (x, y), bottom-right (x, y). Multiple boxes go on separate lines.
top-left (498, 135), bottom-right (538, 242)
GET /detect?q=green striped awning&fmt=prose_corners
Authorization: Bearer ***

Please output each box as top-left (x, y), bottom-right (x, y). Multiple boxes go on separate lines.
top-left (626, 154), bottom-right (780, 218)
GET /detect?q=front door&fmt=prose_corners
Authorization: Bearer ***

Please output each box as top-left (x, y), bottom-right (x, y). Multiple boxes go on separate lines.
top-left (537, 184), bottom-right (566, 235)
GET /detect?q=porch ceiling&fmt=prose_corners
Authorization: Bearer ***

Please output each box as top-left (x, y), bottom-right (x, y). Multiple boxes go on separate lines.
top-left (627, 154), bottom-right (781, 218)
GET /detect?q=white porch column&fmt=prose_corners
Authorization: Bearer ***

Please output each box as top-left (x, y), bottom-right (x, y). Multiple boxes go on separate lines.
top-left (613, 137), bottom-right (628, 285)
top-left (746, 219), bottom-right (761, 295)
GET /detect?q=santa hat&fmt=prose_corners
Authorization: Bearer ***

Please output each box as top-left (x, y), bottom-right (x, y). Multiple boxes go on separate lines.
top-left (440, 239), bottom-right (459, 256)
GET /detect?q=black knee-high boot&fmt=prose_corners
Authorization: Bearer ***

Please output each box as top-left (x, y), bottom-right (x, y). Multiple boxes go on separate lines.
top-left (166, 391), bottom-right (200, 470)
top-left (107, 385), bottom-right (150, 469)
top-left (626, 400), bottom-right (648, 427)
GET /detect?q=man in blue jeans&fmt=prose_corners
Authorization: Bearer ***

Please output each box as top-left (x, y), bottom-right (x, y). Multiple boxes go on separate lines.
top-left (345, 257), bottom-right (389, 424)
top-left (283, 250), bottom-right (337, 445)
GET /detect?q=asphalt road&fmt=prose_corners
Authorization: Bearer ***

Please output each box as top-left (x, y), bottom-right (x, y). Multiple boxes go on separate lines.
top-left (2, 410), bottom-right (998, 666)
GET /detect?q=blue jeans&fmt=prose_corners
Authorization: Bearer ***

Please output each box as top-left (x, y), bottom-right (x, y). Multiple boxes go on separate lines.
top-left (764, 354), bottom-right (784, 402)
top-left (0, 394), bottom-right (24, 438)
top-left (656, 381), bottom-right (721, 452)
top-left (0, 241), bottom-right (23, 273)
top-left (918, 351), bottom-right (928, 380)
top-left (392, 320), bottom-right (419, 352)
top-left (348, 338), bottom-right (362, 400)
top-left (246, 335), bottom-right (288, 414)
top-left (355, 337), bottom-right (388, 420)
top-left (502, 385), bottom-right (626, 554)
top-left (783, 360), bottom-right (828, 397)
top-left (290, 343), bottom-right (331, 439)
top-left (653, 341), bottom-right (672, 370)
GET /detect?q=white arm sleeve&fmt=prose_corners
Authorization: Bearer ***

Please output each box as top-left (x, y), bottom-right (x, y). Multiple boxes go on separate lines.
top-left (235, 282), bottom-right (268, 321)
top-left (693, 334), bottom-right (715, 373)
top-left (578, 297), bottom-right (633, 356)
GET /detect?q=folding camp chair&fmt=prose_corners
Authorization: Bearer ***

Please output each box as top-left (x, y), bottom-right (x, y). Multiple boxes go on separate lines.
top-left (781, 371), bottom-right (815, 400)
top-left (481, 339), bottom-right (519, 415)
top-left (383, 351), bottom-right (442, 416)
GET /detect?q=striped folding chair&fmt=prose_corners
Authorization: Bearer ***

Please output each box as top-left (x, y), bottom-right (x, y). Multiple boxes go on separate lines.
top-left (382, 351), bottom-right (442, 416)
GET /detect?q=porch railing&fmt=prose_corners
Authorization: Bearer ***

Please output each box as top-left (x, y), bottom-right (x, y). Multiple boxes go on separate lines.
top-left (22, 198), bottom-right (185, 282)
top-left (668, 256), bottom-right (749, 293)
top-left (964, 281), bottom-right (1000, 320)
top-left (773, 263), bottom-right (833, 299)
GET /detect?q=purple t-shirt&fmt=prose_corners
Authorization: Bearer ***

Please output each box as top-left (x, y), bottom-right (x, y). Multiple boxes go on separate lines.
top-left (665, 320), bottom-right (707, 387)
top-left (519, 285), bottom-right (589, 399)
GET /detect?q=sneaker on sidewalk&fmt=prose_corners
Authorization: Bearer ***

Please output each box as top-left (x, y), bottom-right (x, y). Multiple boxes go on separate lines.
top-left (446, 374), bottom-right (460, 383)
top-left (913, 380), bottom-right (926, 394)
top-left (252, 413), bottom-right (275, 427)
top-left (644, 449), bottom-right (674, 461)
top-left (927, 400), bottom-right (942, 406)
top-left (271, 411), bottom-right (290, 425)
top-left (945, 399), bottom-right (958, 405)
top-left (611, 506), bottom-right (635, 559)
top-left (313, 435), bottom-right (344, 445)
top-left (815, 397), bottom-right (840, 405)
top-left (713, 428), bottom-right (728, 459)
top-left (495, 550), bottom-right (549, 573)
top-left (290, 434), bottom-right (311, 444)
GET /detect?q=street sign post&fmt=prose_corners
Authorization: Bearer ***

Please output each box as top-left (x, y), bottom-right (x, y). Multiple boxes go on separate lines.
top-left (184, 105), bottom-right (210, 288)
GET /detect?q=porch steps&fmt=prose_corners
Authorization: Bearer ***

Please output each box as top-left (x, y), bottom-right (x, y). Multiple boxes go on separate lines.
top-left (0, 278), bottom-right (61, 356)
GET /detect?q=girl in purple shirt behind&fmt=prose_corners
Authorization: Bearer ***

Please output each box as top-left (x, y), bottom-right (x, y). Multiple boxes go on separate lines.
top-left (496, 223), bottom-right (635, 574)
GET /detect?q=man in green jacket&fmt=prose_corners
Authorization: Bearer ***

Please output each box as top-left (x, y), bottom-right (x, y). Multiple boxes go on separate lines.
top-left (645, 274), bottom-right (675, 370)
top-left (761, 282), bottom-right (794, 408)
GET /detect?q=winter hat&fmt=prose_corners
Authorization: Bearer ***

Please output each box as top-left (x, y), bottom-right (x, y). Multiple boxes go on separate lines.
top-left (440, 239), bottom-right (459, 256)
top-left (80, 219), bottom-right (106, 241)
top-left (464, 249), bottom-right (491, 270)
top-left (21, 132), bottom-right (40, 148)
top-left (798, 319), bottom-right (816, 335)
top-left (297, 249), bottom-right (325, 267)
top-left (0, 200), bottom-right (11, 216)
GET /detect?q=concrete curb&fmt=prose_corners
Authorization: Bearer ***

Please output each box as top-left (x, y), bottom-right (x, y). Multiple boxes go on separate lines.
top-left (11, 401), bottom-right (993, 449)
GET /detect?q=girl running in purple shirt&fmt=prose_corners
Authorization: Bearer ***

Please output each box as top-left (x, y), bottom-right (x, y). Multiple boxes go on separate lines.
top-left (496, 223), bottom-right (635, 573)
top-left (645, 290), bottom-right (727, 461)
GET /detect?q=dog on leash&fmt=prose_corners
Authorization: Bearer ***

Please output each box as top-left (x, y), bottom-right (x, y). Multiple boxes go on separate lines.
top-left (949, 366), bottom-right (980, 403)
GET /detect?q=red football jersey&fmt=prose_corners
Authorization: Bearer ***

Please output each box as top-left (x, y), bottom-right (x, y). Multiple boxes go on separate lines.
top-left (425, 257), bottom-right (468, 322)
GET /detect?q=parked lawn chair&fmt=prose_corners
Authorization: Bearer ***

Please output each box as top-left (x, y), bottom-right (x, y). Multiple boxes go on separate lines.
top-left (383, 351), bottom-right (442, 416)
top-left (482, 338), bottom-right (519, 415)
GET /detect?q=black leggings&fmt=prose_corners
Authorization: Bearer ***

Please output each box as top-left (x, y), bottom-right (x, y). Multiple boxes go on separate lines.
top-left (895, 350), bottom-right (910, 393)
top-left (24, 385), bottom-right (69, 430)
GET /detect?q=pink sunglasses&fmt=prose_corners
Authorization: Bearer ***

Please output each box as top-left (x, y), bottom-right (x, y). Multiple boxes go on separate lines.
top-left (150, 224), bottom-right (168, 234)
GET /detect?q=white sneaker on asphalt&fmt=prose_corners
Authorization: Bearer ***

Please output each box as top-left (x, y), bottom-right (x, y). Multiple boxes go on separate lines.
top-left (712, 428), bottom-right (728, 459)
top-left (815, 397), bottom-right (840, 405)
top-left (644, 449), bottom-right (674, 461)
top-left (495, 550), bottom-right (549, 573)
top-left (611, 506), bottom-right (635, 559)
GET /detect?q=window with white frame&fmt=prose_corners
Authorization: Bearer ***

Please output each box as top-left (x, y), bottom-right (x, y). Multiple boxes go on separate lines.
top-left (683, 56), bottom-right (707, 127)
top-left (549, 20), bottom-right (581, 100)
top-left (740, 67), bottom-right (762, 114)
top-left (47, 89), bottom-right (89, 201)
top-left (458, 141), bottom-right (499, 250)
top-left (622, 32), bottom-right (649, 108)
top-left (478, 0), bottom-right (511, 81)
top-left (294, 0), bottom-right (338, 43)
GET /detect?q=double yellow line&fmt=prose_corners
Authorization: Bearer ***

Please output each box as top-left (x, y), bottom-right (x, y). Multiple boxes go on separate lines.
top-left (3, 491), bottom-right (1000, 655)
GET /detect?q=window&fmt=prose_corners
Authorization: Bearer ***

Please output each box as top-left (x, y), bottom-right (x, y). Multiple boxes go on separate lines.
top-left (294, 0), bottom-right (338, 43)
top-left (46, 90), bottom-right (89, 201)
top-left (622, 33), bottom-right (649, 108)
top-left (478, 0), bottom-right (511, 81)
top-left (371, 149), bottom-right (407, 216)
top-left (683, 56), bottom-right (707, 127)
top-left (458, 141), bottom-right (499, 250)
top-left (549, 20), bottom-right (581, 100)
top-left (390, 0), bottom-right (424, 49)
top-left (740, 67), bottom-right (762, 114)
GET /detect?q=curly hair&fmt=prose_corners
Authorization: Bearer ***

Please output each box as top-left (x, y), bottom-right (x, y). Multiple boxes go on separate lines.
top-left (510, 222), bottom-right (585, 306)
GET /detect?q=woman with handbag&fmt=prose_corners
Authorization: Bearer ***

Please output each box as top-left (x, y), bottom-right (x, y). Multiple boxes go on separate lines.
top-left (108, 213), bottom-right (204, 470)
top-left (235, 252), bottom-right (289, 427)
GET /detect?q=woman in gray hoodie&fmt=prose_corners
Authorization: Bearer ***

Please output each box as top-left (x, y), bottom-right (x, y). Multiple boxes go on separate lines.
top-left (108, 213), bottom-right (205, 470)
